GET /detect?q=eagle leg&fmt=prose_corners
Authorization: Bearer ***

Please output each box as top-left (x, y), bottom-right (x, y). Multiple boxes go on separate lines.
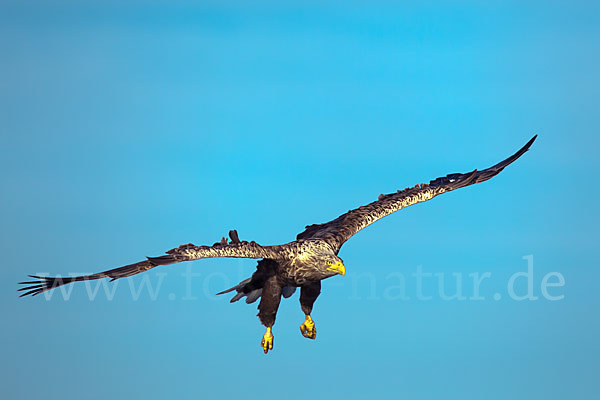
top-left (260, 327), bottom-right (274, 354)
top-left (257, 275), bottom-right (282, 354)
top-left (299, 281), bottom-right (321, 340)
top-left (300, 315), bottom-right (317, 340)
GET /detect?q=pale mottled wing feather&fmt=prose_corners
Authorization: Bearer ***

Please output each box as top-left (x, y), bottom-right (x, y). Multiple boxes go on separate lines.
top-left (18, 239), bottom-right (284, 297)
top-left (297, 136), bottom-right (537, 252)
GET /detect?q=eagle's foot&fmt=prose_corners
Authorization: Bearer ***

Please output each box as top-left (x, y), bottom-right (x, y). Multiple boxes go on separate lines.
top-left (299, 315), bottom-right (317, 340)
top-left (261, 327), bottom-right (274, 354)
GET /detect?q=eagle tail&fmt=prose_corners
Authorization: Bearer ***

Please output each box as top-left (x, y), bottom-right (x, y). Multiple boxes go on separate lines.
top-left (217, 278), bottom-right (296, 304)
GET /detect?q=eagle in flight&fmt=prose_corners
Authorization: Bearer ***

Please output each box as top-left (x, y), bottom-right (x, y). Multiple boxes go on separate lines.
top-left (19, 136), bottom-right (537, 354)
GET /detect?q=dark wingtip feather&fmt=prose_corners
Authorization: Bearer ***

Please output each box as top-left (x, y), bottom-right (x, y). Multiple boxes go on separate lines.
top-left (19, 255), bottom-right (170, 298)
top-left (487, 134), bottom-right (537, 171)
top-left (473, 135), bottom-right (537, 183)
top-left (18, 285), bottom-right (43, 291)
top-left (20, 289), bottom-right (41, 297)
top-left (430, 136), bottom-right (537, 190)
top-left (17, 275), bottom-right (75, 298)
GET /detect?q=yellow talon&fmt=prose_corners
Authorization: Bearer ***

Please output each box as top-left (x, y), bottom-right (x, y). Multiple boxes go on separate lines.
top-left (299, 315), bottom-right (317, 340)
top-left (260, 327), bottom-right (274, 354)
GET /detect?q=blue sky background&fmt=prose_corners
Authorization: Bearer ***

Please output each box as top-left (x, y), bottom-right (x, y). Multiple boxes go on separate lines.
top-left (1, 1), bottom-right (598, 399)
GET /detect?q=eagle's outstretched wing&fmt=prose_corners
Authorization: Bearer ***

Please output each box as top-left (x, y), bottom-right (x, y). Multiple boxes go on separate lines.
top-left (297, 135), bottom-right (537, 253)
top-left (18, 231), bottom-right (284, 297)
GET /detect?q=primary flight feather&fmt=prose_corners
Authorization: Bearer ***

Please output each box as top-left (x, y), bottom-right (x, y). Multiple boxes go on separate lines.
top-left (19, 135), bottom-right (537, 353)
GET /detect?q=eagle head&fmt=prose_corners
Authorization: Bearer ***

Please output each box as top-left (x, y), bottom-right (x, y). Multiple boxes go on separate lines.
top-left (322, 255), bottom-right (345, 277)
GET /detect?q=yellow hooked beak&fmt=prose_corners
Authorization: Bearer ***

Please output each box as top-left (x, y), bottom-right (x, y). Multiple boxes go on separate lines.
top-left (326, 261), bottom-right (346, 277)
